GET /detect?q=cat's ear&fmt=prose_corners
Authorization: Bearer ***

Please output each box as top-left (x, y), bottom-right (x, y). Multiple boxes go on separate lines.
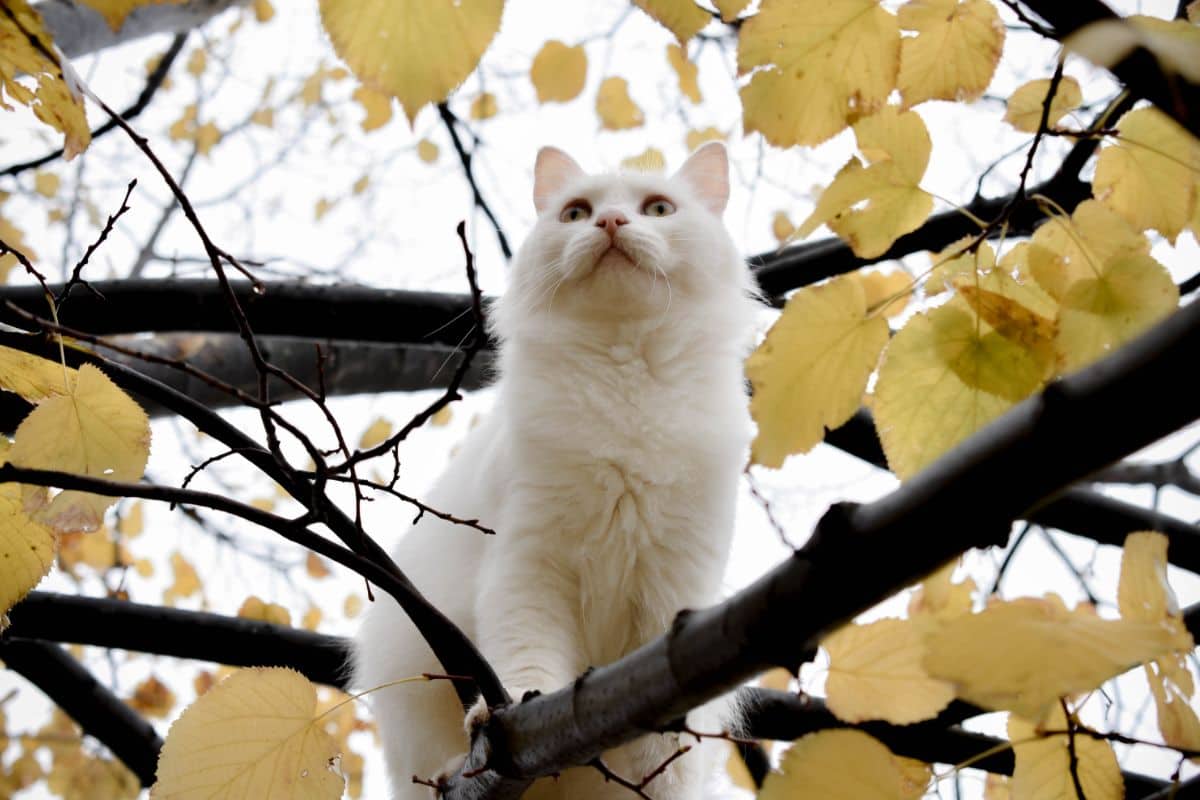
top-left (534, 147), bottom-right (585, 213)
top-left (673, 142), bottom-right (729, 216)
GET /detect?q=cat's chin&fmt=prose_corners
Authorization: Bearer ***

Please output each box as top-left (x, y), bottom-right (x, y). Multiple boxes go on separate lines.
top-left (594, 246), bottom-right (636, 271)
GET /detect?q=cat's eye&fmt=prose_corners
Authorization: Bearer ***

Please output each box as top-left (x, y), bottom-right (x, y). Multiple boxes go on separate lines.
top-left (559, 201), bottom-right (591, 223)
top-left (641, 197), bottom-right (676, 217)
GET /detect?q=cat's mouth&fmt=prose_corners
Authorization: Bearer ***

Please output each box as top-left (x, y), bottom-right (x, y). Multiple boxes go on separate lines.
top-left (596, 244), bottom-right (636, 270)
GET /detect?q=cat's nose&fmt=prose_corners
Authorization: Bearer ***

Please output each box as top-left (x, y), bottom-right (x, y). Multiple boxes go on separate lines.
top-left (595, 210), bottom-right (629, 237)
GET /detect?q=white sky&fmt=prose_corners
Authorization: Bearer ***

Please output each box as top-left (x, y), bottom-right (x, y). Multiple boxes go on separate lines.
top-left (1, 0), bottom-right (1199, 798)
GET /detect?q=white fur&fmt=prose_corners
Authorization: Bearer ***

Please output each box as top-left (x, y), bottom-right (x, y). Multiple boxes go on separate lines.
top-left (354, 144), bottom-right (759, 799)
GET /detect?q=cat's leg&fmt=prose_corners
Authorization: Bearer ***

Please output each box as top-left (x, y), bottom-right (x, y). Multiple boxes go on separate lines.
top-left (470, 533), bottom-right (584, 721)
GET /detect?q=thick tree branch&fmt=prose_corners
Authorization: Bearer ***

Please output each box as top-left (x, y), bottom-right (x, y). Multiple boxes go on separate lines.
top-left (35, 0), bottom-right (245, 59)
top-left (6, 592), bottom-right (349, 688)
top-left (0, 638), bottom-right (162, 786)
top-left (432, 285), bottom-right (1200, 797)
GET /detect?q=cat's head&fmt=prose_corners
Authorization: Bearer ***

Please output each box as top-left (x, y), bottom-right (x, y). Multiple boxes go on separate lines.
top-left (494, 143), bottom-right (753, 336)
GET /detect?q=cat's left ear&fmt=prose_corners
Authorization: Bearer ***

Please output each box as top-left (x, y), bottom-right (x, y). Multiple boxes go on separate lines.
top-left (534, 147), bottom-right (585, 213)
top-left (673, 142), bottom-right (729, 216)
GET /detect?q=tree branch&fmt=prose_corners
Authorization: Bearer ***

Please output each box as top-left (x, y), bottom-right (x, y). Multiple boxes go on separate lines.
top-left (0, 638), bottom-right (162, 786)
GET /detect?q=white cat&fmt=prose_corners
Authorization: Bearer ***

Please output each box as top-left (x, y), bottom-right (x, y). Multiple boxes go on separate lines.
top-left (354, 143), bottom-right (758, 799)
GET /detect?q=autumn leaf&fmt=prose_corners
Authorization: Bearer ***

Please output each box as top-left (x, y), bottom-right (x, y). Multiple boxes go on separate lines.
top-left (1005, 77), bottom-right (1083, 133)
top-left (129, 676), bottom-right (176, 719)
top-left (714, 0), bottom-right (751, 22)
top-left (1009, 707), bottom-right (1123, 800)
top-left (352, 84), bottom-right (392, 132)
top-left (0, 489), bottom-right (55, 619)
top-left (238, 595), bottom-right (292, 626)
top-left (897, 0), bottom-right (1004, 109)
top-left (1066, 15), bottom-right (1200, 84)
top-left (530, 41), bottom-right (587, 103)
top-left (358, 416), bottom-right (392, 449)
top-left (34, 171), bottom-right (60, 197)
top-left (823, 618), bottom-right (954, 724)
top-left (746, 275), bottom-right (889, 468)
top-left (760, 730), bottom-right (929, 800)
top-left (924, 595), bottom-right (1191, 720)
top-left (0, 1), bottom-right (92, 158)
top-left (632, 0), bottom-right (709, 43)
top-left (873, 300), bottom-right (1040, 479)
top-left (620, 147), bottom-right (666, 172)
top-left (1093, 107), bottom-right (1200, 244)
top-left (908, 562), bottom-right (976, 624)
top-left (0, 345), bottom-right (73, 400)
top-left (164, 551), bottom-right (201, 604)
top-left (667, 44), bottom-right (701, 103)
top-left (0, 214), bottom-right (36, 281)
top-left (857, 268), bottom-right (912, 319)
top-left (956, 284), bottom-right (1056, 371)
top-left (685, 127), bottom-right (724, 151)
top-left (306, 552), bottom-right (331, 579)
top-left (1118, 531), bottom-right (1178, 624)
top-left (796, 106), bottom-right (933, 259)
top-left (417, 138), bottom-right (439, 163)
top-left (771, 211), bottom-right (795, 245)
top-left (470, 91), bottom-right (498, 120)
top-left (1026, 200), bottom-right (1147, 303)
top-left (186, 47), bottom-right (207, 77)
top-left (739, 0), bottom-right (899, 147)
top-left (596, 77), bottom-right (643, 130)
top-left (725, 742), bottom-right (757, 791)
top-left (318, 0), bottom-right (503, 124)
top-left (152, 668), bottom-right (343, 799)
top-left (9, 364), bottom-right (151, 533)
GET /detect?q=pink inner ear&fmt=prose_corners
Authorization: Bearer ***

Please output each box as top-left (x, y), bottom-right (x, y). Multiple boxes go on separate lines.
top-left (534, 147), bottom-right (584, 213)
top-left (674, 142), bottom-right (729, 216)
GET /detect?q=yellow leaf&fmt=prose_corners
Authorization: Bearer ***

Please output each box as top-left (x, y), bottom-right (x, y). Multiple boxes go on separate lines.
top-left (352, 84), bottom-right (392, 132)
top-left (186, 48), bottom-right (206, 77)
top-left (134, 557), bottom-right (153, 577)
top-left (620, 147), bottom-right (666, 172)
top-left (306, 552), bottom-right (331, 579)
top-left (714, 0), bottom-right (751, 22)
top-left (48, 750), bottom-right (139, 800)
top-left (0, 345), bottom-right (72, 400)
top-left (771, 210), bottom-right (795, 245)
top-left (34, 171), bottom-right (60, 197)
top-left (168, 105), bottom-right (197, 140)
top-left (152, 667), bottom-right (343, 799)
top-left (250, 107), bottom-right (274, 127)
top-left (1145, 658), bottom-right (1200, 755)
top-left (318, 0), bottom-right (503, 124)
top-left (759, 667), bottom-right (794, 693)
top-left (250, 497), bottom-right (275, 512)
top-left (984, 774), bottom-right (1010, 800)
top-left (1093, 107), bottom-right (1200, 243)
top-left (857, 269), bottom-right (911, 318)
top-left (739, 0), bottom-right (899, 147)
top-left (1009, 707), bottom-right (1123, 800)
top-left (314, 198), bottom-right (335, 221)
top-left (254, 0), bottom-right (275, 23)
top-left (927, 238), bottom-right (994, 297)
top-left (0, 2), bottom-right (92, 158)
top-left (118, 501), bottom-right (143, 537)
top-left (760, 730), bottom-right (929, 800)
top-left (1004, 77), bottom-right (1084, 133)
top-left (358, 416), bottom-right (392, 449)
top-left (0, 214), bottom-right (36, 281)
top-left (908, 562), bottom-right (976, 622)
top-left (596, 77), bottom-right (644, 130)
top-left (796, 107), bottom-right (933, 259)
top-left (59, 527), bottom-right (117, 573)
top-left (344, 594), bottom-right (363, 618)
top-left (470, 91), bottom-right (498, 120)
top-left (530, 40), bottom-right (587, 103)
top-left (1056, 251), bottom-right (1178, 372)
top-left (417, 138), bottom-right (439, 163)
top-left (925, 595), bottom-right (1191, 720)
top-left (897, 0), bottom-right (1004, 109)
top-left (352, 175), bottom-right (370, 195)
top-left (238, 595), bottom-right (292, 626)
top-left (823, 618), bottom-right (954, 724)
top-left (632, 0), bottom-right (709, 43)
top-left (725, 742), bottom-right (757, 791)
top-left (302, 606), bottom-right (323, 631)
top-left (1119, 531), bottom-right (1177, 624)
top-left (745, 275), bottom-right (889, 467)
top-left (874, 300), bottom-right (1040, 478)
top-left (9, 363), bottom-right (151, 533)
top-left (164, 551), bottom-right (200, 604)
top-left (956, 284), bottom-right (1056, 371)
top-left (430, 405), bottom-right (453, 427)
top-left (0, 491), bottom-right (55, 619)
top-left (667, 44), bottom-right (701, 103)
top-left (1027, 199), bottom-right (1147, 303)
top-left (129, 676), bottom-right (176, 719)
top-left (193, 121), bottom-right (221, 155)
top-left (685, 126), bottom-right (724, 151)
top-left (1066, 15), bottom-right (1200, 85)
top-left (77, 0), bottom-right (186, 31)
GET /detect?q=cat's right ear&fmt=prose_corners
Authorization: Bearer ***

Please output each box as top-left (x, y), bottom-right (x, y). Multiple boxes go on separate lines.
top-left (534, 147), bottom-right (584, 213)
